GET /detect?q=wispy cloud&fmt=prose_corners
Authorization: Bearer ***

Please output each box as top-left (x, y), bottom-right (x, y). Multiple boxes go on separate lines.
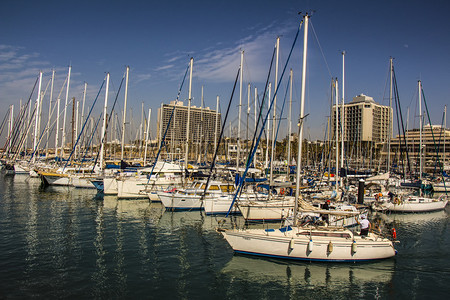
top-left (193, 21), bottom-right (293, 83)
top-left (133, 73), bottom-right (152, 84)
top-left (155, 64), bottom-right (174, 71)
top-left (0, 45), bottom-right (53, 106)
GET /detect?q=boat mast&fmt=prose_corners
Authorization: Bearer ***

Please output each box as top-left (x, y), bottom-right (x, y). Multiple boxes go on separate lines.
top-left (139, 101), bottom-right (144, 159)
top-left (80, 82), bottom-right (87, 159)
top-left (246, 83), bottom-right (251, 161)
top-left (419, 80), bottom-right (423, 180)
top-left (287, 68), bottom-right (293, 171)
top-left (61, 65), bottom-right (71, 159)
top-left (444, 105), bottom-right (447, 166)
top-left (46, 69), bottom-right (55, 158)
top-left (237, 50), bottom-right (244, 174)
top-left (388, 58), bottom-right (393, 173)
top-left (265, 83), bottom-right (271, 171)
top-left (199, 85), bottom-right (204, 164)
top-left (121, 66), bottom-right (129, 161)
top-left (185, 57), bottom-right (194, 170)
top-left (270, 37), bottom-right (280, 185)
top-left (335, 78), bottom-right (339, 192)
top-left (254, 87), bottom-right (257, 167)
top-left (99, 73), bottom-right (110, 171)
top-left (55, 97), bottom-right (60, 158)
top-left (9, 105), bottom-right (14, 154)
top-left (32, 71), bottom-right (43, 164)
top-left (295, 13), bottom-right (309, 225)
top-left (341, 51), bottom-right (345, 187)
top-left (214, 96), bottom-right (219, 156)
top-left (143, 108), bottom-right (151, 166)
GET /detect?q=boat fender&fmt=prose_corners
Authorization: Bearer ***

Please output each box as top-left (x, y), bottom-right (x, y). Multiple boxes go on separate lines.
top-left (307, 239), bottom-right (313, 252)
top-left (280, 188), bottom-right (285, 195)
top-left (351, 240), bottom-right (357, 253)
top-left (392, 228), bottom-right (397, 239)
top-left (352, 240), bottom-right (358, 253)
top-left (289, 238), bottom-right (295, 249)
top-left (327, 241), bottom-right (333, 253)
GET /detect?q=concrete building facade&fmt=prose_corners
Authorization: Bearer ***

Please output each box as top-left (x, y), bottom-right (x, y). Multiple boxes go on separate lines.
top-left (157, 100), bottom-right (221, 145)
top-left (332, 94), bottom-right (392, 143)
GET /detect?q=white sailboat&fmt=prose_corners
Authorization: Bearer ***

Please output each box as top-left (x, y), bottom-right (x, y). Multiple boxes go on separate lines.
top-left (117, 161), bottom-right (184, 199)
top-left (158, 179), bottom-right (235, 211)
top-left (371, 194), bottom-right (448, 212)
top-left (218, 14), bottom-right (396, 262)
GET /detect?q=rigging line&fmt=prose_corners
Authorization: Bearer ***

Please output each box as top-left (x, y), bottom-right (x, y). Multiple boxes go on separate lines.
top-left (421, 87), bottom-right (446, 189)
top-left (3, 76), bottom-right (39, 153)
top-left (393, 68), bottom-right (411, 176)
top-left (310, 20), bottom-right (332, 79)
top-left (82, 114), bottom-right (103, 159)
top-left (227, 18), bottom-right (303, 217)
top-left (200, 67), bottom-right (241, 204)
top-left (272, 74), bottom-right (291, 161)
top-left (244, 43), bottom-right (277, 169)
top-left (61, 76), bottom-right (106, 170)
top-left (0, 107), bottom-right (11, 139)
top-left (89, 74), bottom-right (126, 172)
top-left (145, 62), bottom-right (191, 186)
top-left (434, 110), bottom-right (446, 175)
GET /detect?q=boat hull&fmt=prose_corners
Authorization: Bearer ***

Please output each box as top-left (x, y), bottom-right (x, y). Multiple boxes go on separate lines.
top-left (71, 176), bottom-right (96, 189)
top-left (238, 198), bottom-right (295, 221)
top-left (220, 228), bottom-right (396, 262)
top-left (103, 177), bottom-right (118, 195)
top-left (373, 198), bottom-right (448, 212)
top-left (203, 195), bottom-right (240, 215)
top-left (40, 172), bottom-right (70, 186)
top-left (158, 192), bottom-right (203, 211)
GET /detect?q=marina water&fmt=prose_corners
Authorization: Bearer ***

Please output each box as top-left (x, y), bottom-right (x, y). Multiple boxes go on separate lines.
top-left (0, 175), bottom-right (449, 299)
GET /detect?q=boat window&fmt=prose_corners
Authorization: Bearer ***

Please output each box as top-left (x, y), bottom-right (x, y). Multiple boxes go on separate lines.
top-left (209, 185), bottom-right (220, 190)
top-left (220, 185), bottom-right (235, 192)
top-left (297, 231), bottom-right (351, 238)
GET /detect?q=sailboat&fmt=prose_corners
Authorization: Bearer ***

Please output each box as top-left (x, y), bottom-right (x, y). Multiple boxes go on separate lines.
top-left (371, 81), bottom-right (449, 212)
top-left (218, 14), bottom-right (396, 262)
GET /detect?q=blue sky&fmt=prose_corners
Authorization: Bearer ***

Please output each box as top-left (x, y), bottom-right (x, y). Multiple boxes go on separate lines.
top-left (1, 0), bottom-right (449, 144)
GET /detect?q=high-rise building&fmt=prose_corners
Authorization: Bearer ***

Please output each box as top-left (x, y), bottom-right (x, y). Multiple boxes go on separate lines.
top-left (157, 100), bottom-right (221, 144)
top-left (332, 94), bottom-right (392, 142)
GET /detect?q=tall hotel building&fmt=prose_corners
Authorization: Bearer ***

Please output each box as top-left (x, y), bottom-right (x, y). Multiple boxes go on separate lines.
top-left (332, 94), bottom-right (392, 143)
top-left (157, 100), bottom-right (222, 145)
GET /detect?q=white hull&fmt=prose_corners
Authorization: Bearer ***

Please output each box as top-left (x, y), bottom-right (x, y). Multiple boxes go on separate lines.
top-left (14, 164), bottom-right (29, 175)
top-left (219, 226), bottom-right (396, 262)
top-left (203, 195), bottom-right (240, 215)
top-left (42, 174), bottom-right (71, 186)
top-left (148, 191), bottom-right (161, 202)
top-left (71, 176), bottom-right (96, 189)
top-left (432, 182), bottom-right (449, 192)
top-left (372, 197), bottom-right (448, 212)
top-left (158, 191), bottom-right (203, 211)
top-left (117, 177), bottom-right (181, 199)
top-left (103, 177), bottom-right (118, 195)
top-left (238, 197), bottom-right (296, 221)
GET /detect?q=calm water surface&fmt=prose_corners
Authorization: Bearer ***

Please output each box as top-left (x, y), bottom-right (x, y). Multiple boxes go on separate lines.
top-left (0, 174), bottom-right (449, 299)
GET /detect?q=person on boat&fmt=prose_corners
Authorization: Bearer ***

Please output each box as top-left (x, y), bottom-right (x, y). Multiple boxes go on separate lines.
top-left (320, 200), bottom-right (330, 224)
top-left (388, 191), bottom-right (395, 202)
top-left (358, 215), bottom-right (371, 237)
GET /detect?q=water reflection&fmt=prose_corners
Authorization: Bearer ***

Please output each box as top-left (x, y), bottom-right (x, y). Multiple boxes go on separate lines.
top-left (374, 210), bottom-right (447, 225)
top-left (222, 255), bottom-right (394, 293)
top-left (158, 210), bottom-right (221, 232)
top-left (92, 202), bottom-right (107, 298)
